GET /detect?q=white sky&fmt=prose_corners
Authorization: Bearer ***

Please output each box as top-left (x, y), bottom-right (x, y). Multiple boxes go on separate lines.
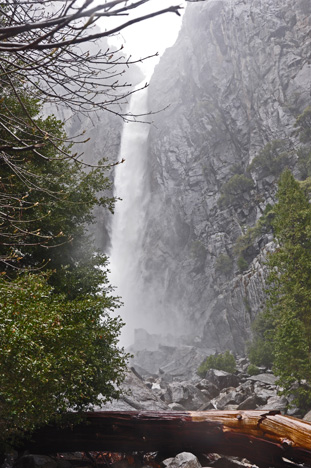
top-left (98, 0), bottom-right (186, 78)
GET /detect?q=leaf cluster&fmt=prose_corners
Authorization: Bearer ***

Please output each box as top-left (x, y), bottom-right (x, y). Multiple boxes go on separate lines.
top-left (0, 68), bottom-right (127, 449)
top-left (0, 273), bottom-right (128, 448)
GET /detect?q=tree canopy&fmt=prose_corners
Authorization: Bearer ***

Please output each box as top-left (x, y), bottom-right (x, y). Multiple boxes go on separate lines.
top-left (249, 169), bottom-right (311, 408)
top-left (0, 74), bottom-right (130, 451)
top-left (0, 273), bottom-right (126, 449)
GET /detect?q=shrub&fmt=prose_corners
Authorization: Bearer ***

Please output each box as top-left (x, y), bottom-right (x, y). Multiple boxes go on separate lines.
top-left (295, 106), bottom-right (311, 143)
top-left (197, 351), bottom-right (236, 377)
top-left (247, 364), bottom-right (260, 376)
top-left (215, 253), bottom-right (233, 277)
top-left (249, 140), bottom-right (290, 177)
top-left (233, 204), bottom-right (275, 271)
top-left (247, 309), bottom-right (275, 368)
top-left (218, 174), bottom-right (254, 208)
top-left (237, 255), bottom-right (249, 273)
top-left (297, 147), bottom-right (311, 180)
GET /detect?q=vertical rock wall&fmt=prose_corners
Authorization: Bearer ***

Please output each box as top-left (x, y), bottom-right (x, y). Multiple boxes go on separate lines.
top-left (138, 0), bottom-right (311, 352)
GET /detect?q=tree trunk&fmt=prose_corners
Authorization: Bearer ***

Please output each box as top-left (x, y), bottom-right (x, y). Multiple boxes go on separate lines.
top-left (25, 410), bottom-right (311, 467)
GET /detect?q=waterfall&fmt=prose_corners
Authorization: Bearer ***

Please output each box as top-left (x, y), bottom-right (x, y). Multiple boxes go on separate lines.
top-left (107, 5), bottom-right (184, 348)
top-left (109, 83), bottom-right (152, 348)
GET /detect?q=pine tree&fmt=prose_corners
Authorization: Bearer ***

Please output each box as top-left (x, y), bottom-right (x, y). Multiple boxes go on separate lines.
top-left (259, 170), bottom-right (311, 407)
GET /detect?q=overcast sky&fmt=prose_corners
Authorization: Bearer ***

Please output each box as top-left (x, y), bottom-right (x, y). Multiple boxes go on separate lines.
top-left (99, 0), bottom-right (186, 78)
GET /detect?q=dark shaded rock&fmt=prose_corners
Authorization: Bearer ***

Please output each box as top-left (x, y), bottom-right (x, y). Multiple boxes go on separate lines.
top-left (140, 0), bottom-right (311, 355)
top-left (237, 395), bottom-right (258, 410)
top-left (14, 456), bottom-right (57, 468)
top-left (208, 455), bottom-right (254, 468)
top-left (205, 369), bottom-right (239, 390)
top-left (195, 379), bottom-right (220, 399)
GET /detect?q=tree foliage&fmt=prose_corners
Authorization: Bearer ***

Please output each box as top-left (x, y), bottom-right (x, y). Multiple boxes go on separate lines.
top-left (0, 76), bottom-right (114, 301)
top-left (0, 273), bottom-right (127, 449)
top-left (249, 170), bottom-right (311, 408)
top-left (0, 48), bottom-right (128, 448)
top-left (218, 174), bottom-right (254, 208)
top-left (197, 351), bottom-right (236, 377)
top-left (249, 140), bottom-right (291, 177)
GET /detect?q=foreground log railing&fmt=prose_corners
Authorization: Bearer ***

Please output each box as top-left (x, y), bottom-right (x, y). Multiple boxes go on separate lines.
top-left (26, 411), bottom-right (311, 467)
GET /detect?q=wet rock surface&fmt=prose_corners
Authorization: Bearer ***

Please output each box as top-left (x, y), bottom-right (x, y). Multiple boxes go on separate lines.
top-left (133, 0), bottom-right (311, 354)
top-left (125, 331), bottom-right (304, 417)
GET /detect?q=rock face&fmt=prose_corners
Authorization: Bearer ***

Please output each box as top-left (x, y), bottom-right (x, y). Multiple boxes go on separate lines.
top-left (136, 0), bottom-right (311, 352)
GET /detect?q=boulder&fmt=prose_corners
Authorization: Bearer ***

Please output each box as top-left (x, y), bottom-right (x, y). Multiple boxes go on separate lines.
top-left (14, 456), bottom-right (57, 468)
top-left (237, 395), bottom-right (258, 410)
top-left (257, 395), bottom-right (288, 412)
top-left (96, 369), bottom-right (169, 411)
top-left (168, 402), bottom-right (187, 411)
top-left (214, 390), bottom-right (245, 410)
top-left (303, 409), bottom-right (311, 422)
top-left (247, 373), bottom-right (277, 386)
top-left (169, 381), bottom-right (208, 410)
top-left (195, 379), bottom-right (220, 399)
top-left (163, 453), bottom-right (202, 468)
top-left (205, 369), bottom-right (239, 390)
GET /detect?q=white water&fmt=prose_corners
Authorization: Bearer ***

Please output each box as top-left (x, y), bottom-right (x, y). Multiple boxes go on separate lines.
top-left (108, 83), bottom-right (152, 347)
top-left (108, 5), bottom-right (185, 348)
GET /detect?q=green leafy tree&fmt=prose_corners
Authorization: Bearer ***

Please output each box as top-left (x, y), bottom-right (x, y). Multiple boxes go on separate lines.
top-left (0, 74), bottom-right (115, 299)
top-left (0, 273), bottom-right (127, 450)
top-left (0, 69), bottom-right (128, 450)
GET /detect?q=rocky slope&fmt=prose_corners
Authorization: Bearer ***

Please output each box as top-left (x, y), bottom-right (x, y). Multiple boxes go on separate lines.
top-left (136, 0), bottom-right (311, 352)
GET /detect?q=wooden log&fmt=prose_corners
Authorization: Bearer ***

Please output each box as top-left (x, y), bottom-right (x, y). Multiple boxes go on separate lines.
top-left (25, 411), bottom-right (311, 467)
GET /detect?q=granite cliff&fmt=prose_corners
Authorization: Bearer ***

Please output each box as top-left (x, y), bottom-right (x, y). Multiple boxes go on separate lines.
top-left (134, 0), bottom-right (311, 353)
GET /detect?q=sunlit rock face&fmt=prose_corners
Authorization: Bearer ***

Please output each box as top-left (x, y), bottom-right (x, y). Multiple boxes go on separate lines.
top-left (138, 0), bottom-right (311, 353)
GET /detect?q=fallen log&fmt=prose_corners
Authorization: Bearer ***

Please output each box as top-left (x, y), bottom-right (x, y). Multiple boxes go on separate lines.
top-left (25, 411), bottom-right (311, 467)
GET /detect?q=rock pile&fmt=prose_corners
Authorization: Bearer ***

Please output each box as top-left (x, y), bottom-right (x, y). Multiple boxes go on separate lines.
top-left (134, 358), bottom-right (302, 416)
